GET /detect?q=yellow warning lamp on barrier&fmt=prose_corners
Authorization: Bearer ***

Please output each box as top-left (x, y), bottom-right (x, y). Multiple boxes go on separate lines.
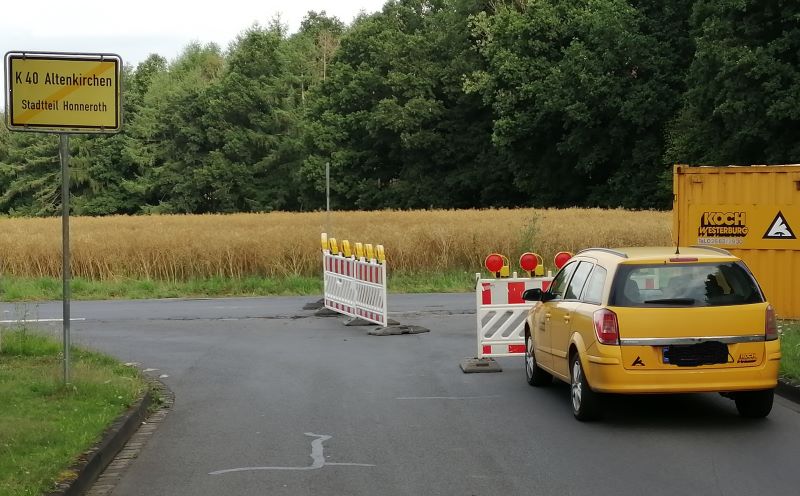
top-left (554, 251), bottom-right (573, 270)
top-left (484, 253), bottom-right (510, 278)
top-left (355, 242), bottom-right (365, 259)
top-left (321, 233), bottom-right (329, 252)
top-left (534, 254), bottom-right (544, 276)
top-left (329, 238), bottom-right (340, 255)
top-left (342, 240), bottom-right (352, 258)
top-left (519, 252), bottom-right (542, 278)
top-left (376, 245), bottom-right (386, 264)
top-left (365, 244), bottom-right (375, 261)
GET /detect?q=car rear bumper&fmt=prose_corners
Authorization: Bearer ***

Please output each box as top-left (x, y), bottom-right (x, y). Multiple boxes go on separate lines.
top-left (583, 344), bottom-right (781, 394)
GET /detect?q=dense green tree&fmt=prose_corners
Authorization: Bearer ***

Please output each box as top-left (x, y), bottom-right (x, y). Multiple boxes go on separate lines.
top-left (280, 13), bottom-right (347, 209)
top-left (69, 60), bottom-right (168, 215)
top-left (291, 12), bottom-right (347, 94)
top-left (468, 0), bottom-right (685, 208)
top-left (134, 43), bottom-right (225, 213)
top-left (126, 55), bottom-right (168, 113)
top-left (304, 0), bottom-right (523, 210)
top-left (198, 23), bottom-right (306, 212)
top-left (0, 131), bottom-right (60, 216)
top-left (1, 2), bottom-right (797, 216)
top-left (667, 0), bottom-right (800, 165)
top-left (0, 113), bottom-right (8, 164)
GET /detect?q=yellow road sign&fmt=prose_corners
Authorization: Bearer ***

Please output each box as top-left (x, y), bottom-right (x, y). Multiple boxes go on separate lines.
top-left (4, 51), bottom-right (122, 133)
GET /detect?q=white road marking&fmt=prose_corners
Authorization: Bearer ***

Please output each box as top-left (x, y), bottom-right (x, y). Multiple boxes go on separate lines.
top-left (209, 433), bottom-right (375, 475)
top-left (395, 396), bottom-right (501, 400)
top-left (0, 318), bottom-right (86, 323)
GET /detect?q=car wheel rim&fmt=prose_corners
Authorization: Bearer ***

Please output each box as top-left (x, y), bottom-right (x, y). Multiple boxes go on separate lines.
top-left (571, 360), bottom-right (582, 412)
top-left (525, 337), bottom-right (534, 379)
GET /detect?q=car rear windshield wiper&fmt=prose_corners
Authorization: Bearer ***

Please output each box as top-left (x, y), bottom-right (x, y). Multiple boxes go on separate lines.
top-left (642, 298), bottom-right (696, 305)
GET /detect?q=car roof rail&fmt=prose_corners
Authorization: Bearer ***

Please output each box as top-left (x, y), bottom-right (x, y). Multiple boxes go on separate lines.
top-left (689, 245), bottom-right (732, 256)
top-left (576, 248), bottom-right (628, 258)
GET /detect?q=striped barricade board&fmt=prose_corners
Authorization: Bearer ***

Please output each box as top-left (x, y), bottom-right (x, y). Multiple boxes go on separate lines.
top-left (476, 275), bottom-right (554, 358)
top-left (323, 251), bottom-right (388, 327)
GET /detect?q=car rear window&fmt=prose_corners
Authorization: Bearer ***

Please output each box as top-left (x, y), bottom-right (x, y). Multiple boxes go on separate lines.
top-left (609, 262), bottom-right (765, 307)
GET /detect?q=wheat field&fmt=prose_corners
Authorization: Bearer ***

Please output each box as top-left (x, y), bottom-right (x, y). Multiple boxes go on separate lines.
top-left (0, 209), bottom-right (671, 281)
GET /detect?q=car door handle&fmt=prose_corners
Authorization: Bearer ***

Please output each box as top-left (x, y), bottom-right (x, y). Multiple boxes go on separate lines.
top-left (563, 315), bottom-right (571, 323)
top-left (545, 313), bottom-right (551, 320)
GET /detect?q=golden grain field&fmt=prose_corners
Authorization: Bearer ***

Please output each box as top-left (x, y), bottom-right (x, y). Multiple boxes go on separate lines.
top-left (0, 209), bottom-right (671, 280)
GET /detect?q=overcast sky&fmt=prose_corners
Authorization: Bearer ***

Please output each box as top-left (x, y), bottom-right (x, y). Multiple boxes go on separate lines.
top-left (1, 0), bottom-right (388, 109)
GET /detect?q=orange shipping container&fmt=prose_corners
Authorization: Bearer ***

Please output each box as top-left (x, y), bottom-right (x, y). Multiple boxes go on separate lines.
top-left (673, 164), bottom-right (800, 318)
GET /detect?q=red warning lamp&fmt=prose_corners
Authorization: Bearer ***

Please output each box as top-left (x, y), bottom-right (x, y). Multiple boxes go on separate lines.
top-left (484, 253), bottom-right (504, 274)
top-left (519, 252), bottom-right (539, 275)
top-left (554, 251), bottom-right (573, 269)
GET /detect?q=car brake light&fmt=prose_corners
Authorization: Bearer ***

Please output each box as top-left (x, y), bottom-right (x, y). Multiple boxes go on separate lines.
top-left (593, 309), bottom-right (619, 345)
top-left (765, 305), bottom-right (778, 341)
top-left (669, 257), bottom-right (699, 262)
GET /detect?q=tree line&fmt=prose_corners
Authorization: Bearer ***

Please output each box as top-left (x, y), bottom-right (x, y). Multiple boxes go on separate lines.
top-left (1, 0), bottom-right (797, 216)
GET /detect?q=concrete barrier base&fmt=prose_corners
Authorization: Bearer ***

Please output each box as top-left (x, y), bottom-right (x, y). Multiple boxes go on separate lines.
top-left (460, 357), bottom-right (502, 373)
top-left (314, 307), bottom-right (340, 317)
top-left (368, 325), bottom-right (429, 336)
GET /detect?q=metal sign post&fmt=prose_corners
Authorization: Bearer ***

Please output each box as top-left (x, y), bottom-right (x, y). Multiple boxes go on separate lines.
top-left (4, 51), bottom-right (122, 385)
top-left (59, 134), bottom-right (71, 383)
top-left (325, 161), bottom-right (331, 235)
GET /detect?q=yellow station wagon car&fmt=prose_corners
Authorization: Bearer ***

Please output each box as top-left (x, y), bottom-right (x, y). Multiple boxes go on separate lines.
top-left (522, 246), bottom-right (781, 421)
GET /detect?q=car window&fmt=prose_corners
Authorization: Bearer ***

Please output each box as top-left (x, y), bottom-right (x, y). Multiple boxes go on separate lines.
top-left (565, 262), bottom-right (593, 300)
top-left (548, 261), bottom-right (578, 300)
top-left (581, 265), bottom-right (607, 304)
top-left (610, 262), bottom-right (764, 307)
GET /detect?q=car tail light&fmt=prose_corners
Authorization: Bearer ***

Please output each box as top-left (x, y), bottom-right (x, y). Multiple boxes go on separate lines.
top-left (593, 309), bottom-right (619, 345)
top-left (765, 305), bottom-right (778, 341)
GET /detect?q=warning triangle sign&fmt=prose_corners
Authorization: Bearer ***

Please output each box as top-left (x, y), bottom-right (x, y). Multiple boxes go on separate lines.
top-left (763, 211), bottom-right (796, 239)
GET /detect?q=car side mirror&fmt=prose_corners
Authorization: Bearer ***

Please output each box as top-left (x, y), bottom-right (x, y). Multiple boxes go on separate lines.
top-left (522, 288), bottom-right (543, 301)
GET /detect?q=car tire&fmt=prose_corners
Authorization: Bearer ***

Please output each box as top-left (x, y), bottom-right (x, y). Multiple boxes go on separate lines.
top-left (734, 389), bottom-right (774, 419)
top-left (525, 331), bottom-right (552, 387)
top-left (570, 353), bottom-right (602, 421)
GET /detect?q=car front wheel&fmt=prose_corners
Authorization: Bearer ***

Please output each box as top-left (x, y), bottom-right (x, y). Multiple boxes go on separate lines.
top-left (525, 332), bottom-right (552, 387)
top-left (734, 389), bottom-right (774, 419)
top-left (570, 353), bottom-right (601, 421)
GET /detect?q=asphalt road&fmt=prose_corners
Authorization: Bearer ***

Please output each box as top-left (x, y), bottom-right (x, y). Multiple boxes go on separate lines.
top-left (3, 294), bottom-right (800, 496)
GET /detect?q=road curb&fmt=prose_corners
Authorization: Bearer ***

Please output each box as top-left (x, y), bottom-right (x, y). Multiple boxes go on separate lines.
top-left (47, 386), bottom-right (154, 496)
top-left (777, 379), bottom-right (800, 405)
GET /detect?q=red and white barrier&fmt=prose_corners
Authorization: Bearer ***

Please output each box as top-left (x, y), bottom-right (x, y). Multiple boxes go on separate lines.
top-left (476, 275), bottom-right (553, 358)
top-left (323, 251), bottom-right (388, 327)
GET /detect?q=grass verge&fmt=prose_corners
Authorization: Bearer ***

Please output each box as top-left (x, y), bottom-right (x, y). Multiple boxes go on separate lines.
top-left (780, 320), bottom-right (800, 385)
top-left (0, 328), bottom-right (146, 496)
top-left (0, 273), bottom-right (478, 301)
top-left (0, 276), bottom-right (324, 301)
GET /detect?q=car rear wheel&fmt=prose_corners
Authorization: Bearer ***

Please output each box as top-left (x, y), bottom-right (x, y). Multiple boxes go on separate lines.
top-left (570, 353), bottom-right (601, 421)
top-left (525, 332), bottom-right (552, 387)
top-left (734, 389), bottom-right (774, 419)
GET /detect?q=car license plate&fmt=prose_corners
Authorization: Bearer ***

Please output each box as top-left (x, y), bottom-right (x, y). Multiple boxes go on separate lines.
top-left (662, 341), bottom-right (728, 367)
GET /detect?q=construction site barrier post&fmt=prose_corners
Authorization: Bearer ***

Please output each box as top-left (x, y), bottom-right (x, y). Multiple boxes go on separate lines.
top-left (322, 234), bottom-right (388, 327)
top-left (474, 275), bottom-right (554, 359)
top-left (461, 251), bottom-right (555, 373)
